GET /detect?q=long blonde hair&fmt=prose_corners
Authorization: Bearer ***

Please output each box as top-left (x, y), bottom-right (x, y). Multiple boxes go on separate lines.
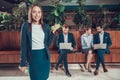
top-left (28, 4), bottom-right (44, 30)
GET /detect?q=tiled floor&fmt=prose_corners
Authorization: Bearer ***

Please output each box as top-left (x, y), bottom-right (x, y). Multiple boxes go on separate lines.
top-left (0, 64), bottom-right (120, 80)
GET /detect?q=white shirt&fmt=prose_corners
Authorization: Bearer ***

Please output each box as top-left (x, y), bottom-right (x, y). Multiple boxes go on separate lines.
top-left (63, 33), bottom-right (68, 43)
top-left (32, 24), bottom-right (45, 50)
top-left (99, 31), bottom-right (104, 44)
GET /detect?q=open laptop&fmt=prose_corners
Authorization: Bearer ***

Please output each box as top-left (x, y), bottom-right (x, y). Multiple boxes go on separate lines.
top-left (60, 43), bottom-right (72, 50)
top-left (94, 44), bottom-right (107, 50)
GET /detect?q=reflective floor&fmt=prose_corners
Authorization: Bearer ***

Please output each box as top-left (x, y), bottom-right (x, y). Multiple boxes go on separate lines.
top-left (0, 64), bottom-right (120, 80)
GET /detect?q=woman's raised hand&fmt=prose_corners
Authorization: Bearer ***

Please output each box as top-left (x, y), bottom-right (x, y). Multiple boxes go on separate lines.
top-left (52, 24), bottom-right (61, 33)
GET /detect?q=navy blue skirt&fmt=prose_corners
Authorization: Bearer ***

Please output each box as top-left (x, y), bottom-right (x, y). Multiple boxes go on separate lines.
top-left (82, 48), bottom-right (92, 54)
top-left (29, 49), bottom-right (50, 80)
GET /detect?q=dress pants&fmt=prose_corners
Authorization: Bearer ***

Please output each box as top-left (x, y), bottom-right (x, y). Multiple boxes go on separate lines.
top-left (56, 49), bottom-right (71, 72)
top-left (96, 50), bottom-right (105, 70)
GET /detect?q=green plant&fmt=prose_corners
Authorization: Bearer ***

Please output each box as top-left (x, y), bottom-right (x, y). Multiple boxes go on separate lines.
top-left (28, 0), bottom-right (39, 4)
top-left (12, 2), bottom-right (28, 30)
top-left (94, 3), bottom-right (120, 30)
top-left (45, 0), bottom-right (65, 30)
top-left (0, 12), bottom-right (14, 31)
top-left (109, 15), bottom-right (120, 30)
top-left (73, 0), bottom-right (90, 30)
top-left (0, 0), bottom-right (49, 31)
top-left (0, 13), bottom-right (5, 30)
top-left (0, 1), bottom-right (28, 31)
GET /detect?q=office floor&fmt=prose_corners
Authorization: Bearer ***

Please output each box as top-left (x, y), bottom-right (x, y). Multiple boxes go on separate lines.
top-left (0, 64), bottom-right (120, 80)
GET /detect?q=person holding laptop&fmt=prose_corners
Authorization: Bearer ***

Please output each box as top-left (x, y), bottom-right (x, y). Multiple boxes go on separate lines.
top-left (93, 25), bottom-right (112, 75)
top-left (55, 24), bottom-right (76, 77)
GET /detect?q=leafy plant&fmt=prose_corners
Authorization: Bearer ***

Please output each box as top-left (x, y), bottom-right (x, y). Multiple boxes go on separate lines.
top-left (12, 2), bottom-right (28, 30)
top-left (73, 0), bottom-right (90, 30)
top-left (93, 3), bottom-right (120, 30)
top-left (45, 0), bottom-right (65, 30)
top-left (0, 12), bottom-right (14, 31)
top-left (28, 0), bottom-right (39, 4)
top-left (109, 15), bottom-right (120, 30)
top-left (0, 1), bottom-right (28, 31)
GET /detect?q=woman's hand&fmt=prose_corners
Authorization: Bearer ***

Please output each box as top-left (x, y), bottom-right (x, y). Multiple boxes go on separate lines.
top-left (86, 42), bottom-right (90, 47)
top-left (52, 24), bottom-right (60, 33)
top-left (18, 66), bottom-right (27, 73)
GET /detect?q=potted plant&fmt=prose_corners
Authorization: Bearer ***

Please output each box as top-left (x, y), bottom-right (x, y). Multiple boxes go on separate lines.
top-left (73, 0), bottom-right (91, 30)
top-left (0, 12), bottom-right (13, 31)
top-left (44, 0), bottom-right (65, 30)
top-left (0, 1), bottom-right (28, 52)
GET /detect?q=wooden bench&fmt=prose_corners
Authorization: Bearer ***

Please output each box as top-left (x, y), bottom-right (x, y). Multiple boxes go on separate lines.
top-left (49, 30), bottom-right (120, 63)
top-left (0, 30), bottom-right (120, 63)
top-left (0, 31), bottom-right (20, 63)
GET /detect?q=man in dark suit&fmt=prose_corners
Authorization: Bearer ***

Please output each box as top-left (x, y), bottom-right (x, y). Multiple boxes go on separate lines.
top-left (94, 25), bottom-right (112, 75)
top-left (55, 24), bottom-right (76, 77)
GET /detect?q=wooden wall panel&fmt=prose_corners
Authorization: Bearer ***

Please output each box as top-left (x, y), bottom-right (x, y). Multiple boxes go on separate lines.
top-left (0, 31), bottom-right (10, 50)
top-left (77, 31), bottom-right (83, 50)
top-left (69, 30), bottom-right (78, 49)
top-left (104, 54), bottom-right (112, 62)
top-left (107, 31), bottom-right (120, 49)
top-left (107, 31), bottom-right (116, 49)
top-left (111, 49), bottom-right (120, 62)
top-left (49, 32), bottom-right (59, 50)
top-left (9, 32), bottom-right (20, 50)
top-left (115, 31), bottom-right (120, 48)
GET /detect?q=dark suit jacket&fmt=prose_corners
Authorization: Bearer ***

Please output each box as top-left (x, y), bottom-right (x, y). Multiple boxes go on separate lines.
top-left (20, 22), bottom-right (55, 67)
top-left (56, 32), bottom-right (76, 52)
top-left (93, 32), bottom-right (112, 54)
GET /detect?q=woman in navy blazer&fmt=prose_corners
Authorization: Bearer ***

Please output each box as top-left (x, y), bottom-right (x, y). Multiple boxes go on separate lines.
top-left (19, 4), bottom-right (59, 80)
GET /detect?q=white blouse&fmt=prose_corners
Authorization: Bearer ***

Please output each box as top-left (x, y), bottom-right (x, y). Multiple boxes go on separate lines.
top-left (32, 24), bottom-right (45, 50)
top-left (81, 33), bottom-right (93, 49)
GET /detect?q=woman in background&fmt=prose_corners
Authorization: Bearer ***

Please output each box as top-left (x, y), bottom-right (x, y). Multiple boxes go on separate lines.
top-left (19, 4), bottom-right (59, 80)
top-left (81, 26), bottom-right (93, 72)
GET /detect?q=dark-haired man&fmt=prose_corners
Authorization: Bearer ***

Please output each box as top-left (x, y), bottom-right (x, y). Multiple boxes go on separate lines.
top-left (93, 25), bottom-right (112, 75)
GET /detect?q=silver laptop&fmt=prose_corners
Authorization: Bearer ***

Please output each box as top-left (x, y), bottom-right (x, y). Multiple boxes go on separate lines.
top-left (94, 44), bottom-right (107, 50)
top-left (60, 43), bottom-right (72, 50)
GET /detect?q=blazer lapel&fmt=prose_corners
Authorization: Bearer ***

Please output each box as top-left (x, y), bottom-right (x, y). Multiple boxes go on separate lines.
top-left (103, 32), bottom-right (106, 43)
top-left (97, 33), bottom-right (100, 44)
top-left (43, 25), bottom-right (46, 46)
top-left (61, 33), bottom-right (65, 42)
top-left (68, 33), bottom-right (71, 43)
top-left (27, 29), bottom-right (32, 49)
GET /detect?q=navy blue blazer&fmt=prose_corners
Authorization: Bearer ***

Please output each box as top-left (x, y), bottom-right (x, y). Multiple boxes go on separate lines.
top-left (56, 32), bottom-right (76, 52)
top-left (93, 32), bottom-right (112, 54)
top-left (20, 22), bottom-right (55, 67)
